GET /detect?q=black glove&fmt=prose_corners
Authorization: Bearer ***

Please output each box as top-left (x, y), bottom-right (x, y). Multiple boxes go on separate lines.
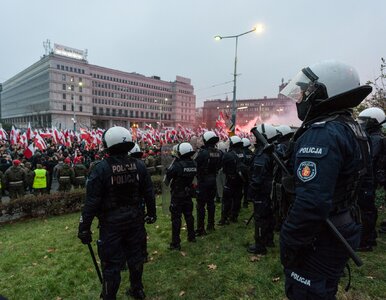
top-left (78, 230), bottom-right (92, 244)
top-left (280, 241), bottom-right (314, 269)
top-left (144, 215), bottom-right (157, 224)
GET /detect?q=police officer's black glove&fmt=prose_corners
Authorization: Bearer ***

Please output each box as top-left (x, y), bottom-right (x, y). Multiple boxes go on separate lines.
top-left (144, 215), bottom-right (157, 224)
top-left (78, 230), bottom-right (92, 244)
top-left (280, 240), bottom-right (313, 269)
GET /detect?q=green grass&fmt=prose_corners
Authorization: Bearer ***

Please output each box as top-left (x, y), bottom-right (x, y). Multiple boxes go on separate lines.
top-left (0, 194), bottom-right (385, 300)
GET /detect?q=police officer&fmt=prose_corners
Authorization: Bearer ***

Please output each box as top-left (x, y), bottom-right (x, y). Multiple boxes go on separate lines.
top-left (165, 142), bottom-right (197, 250)
top-left (247, 124), bottom-right (278, 254)
top-left (241, 138), bottom-right (254, 208)
top-left (32, 164), bottom-right (49, 195)
top-left (130, 143), bottom-right (144, 159)
top-left (194, 131), bottom-right (222, 235)
top-left (279, 60), bottom-right (372, 299)
top-left (129, 143), bottom-right (148, 261)
top-left (215, 141), bottom-right (228, 203)
top-left (57, 157), bottom-right (74, 192)
top-left (357, 107), bottom-right (386, 249)
top-left (218, 136), bottom-right (247, 225)
top-left (78, 126), bottom-right (156, 300)
top-left (272, 125), bottom-right (295, 231)
top-left (4, 160), bottom-right (26, 200)
top-left (73, 156), bottom-right (88, 189)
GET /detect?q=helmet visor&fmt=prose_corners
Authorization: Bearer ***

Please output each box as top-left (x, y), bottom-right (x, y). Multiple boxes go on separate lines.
top-left (280, 71), bottom-right (313, 103)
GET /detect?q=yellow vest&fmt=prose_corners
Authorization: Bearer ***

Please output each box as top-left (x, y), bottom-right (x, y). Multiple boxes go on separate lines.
top-left (33, 169), bottom-right (47, 189)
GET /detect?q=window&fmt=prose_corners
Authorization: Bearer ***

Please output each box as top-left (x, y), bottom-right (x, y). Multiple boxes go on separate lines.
top-left (93, 107), bottom-right (97, 115)
top-left (79, 95), bottom-right (83, 101)
top-left (79, 87), bottom-right (83, 93)
top-left (63, 105), bottom-right (66, 111)
top-left (71, 85), bottom-right (74, 91)
top-left (62, 93), bottom-right (66, 100)
top-left (57, 65), bottom-right (60, 69)
top-left (71, 94), bottom-right (74, 100)
top-left (80, 106), bottom-right (83, 112)
top-left (61, 65), bottom-right (64, 70)
top-left (62, 74), bottom-right (66, 81)
top-left (99, 107), bottom-right (103, 115)
top-left (70, 76), bottom-right (74, 82)
top-left (62, 84), bottom-right (66, 90)
top-left (71, 104), bottom-right (74, 111)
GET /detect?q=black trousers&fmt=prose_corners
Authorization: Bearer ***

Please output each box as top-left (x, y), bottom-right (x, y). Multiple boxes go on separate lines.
top-left (222, 181), bottom-right (243, 221)
top-left (281, 222), bottom-right (360, 300)
top-left (196, 177), bottom-right (216, 231)
top-left (170, 196), bottom-right (195, 245)
top-left (97, 217), bottom-right (146, 299)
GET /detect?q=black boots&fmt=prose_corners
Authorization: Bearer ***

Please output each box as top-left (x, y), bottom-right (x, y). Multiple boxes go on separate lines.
top-left (127, 288), bottom-right (146, 299)
top-left (247, 243), bottom-right (267, 255)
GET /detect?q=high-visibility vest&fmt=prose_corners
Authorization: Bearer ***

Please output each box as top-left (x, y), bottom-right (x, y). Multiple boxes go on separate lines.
top-left (33, 169), bottom-right (47, 189)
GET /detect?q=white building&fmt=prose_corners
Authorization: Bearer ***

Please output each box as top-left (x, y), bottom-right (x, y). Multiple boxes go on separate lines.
top-left (1, 43), bottom-right (196, 130)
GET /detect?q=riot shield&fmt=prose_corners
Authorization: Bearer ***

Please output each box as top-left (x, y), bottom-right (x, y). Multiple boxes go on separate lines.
top-left (161, 144), bottom-right (175, 214)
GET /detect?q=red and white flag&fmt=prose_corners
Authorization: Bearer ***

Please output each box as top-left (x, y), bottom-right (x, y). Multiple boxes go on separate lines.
top-left (35, 133), bottom-right (47, 151)
top-left (10, 126), bottom-right (19, 145)
top-left (26, 122), bottom-right (35, 141)
top-left (23, 143), bottom-right (35, 159)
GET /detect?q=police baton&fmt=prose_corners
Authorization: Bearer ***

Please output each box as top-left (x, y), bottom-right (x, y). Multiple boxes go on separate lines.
top-left (87, 243), bottom-right (103, 284)
top-left (245, 212), bottom-right (254, 226)
top-left (250, 127), bottom-right (363, 267)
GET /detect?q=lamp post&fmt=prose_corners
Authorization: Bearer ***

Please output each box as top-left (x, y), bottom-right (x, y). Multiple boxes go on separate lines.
top-left (215, 24), bottom-right (263, 135)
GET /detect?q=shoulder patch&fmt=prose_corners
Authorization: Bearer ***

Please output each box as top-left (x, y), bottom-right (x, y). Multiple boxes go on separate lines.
top-left (297, 161), bottom-right (317, 182)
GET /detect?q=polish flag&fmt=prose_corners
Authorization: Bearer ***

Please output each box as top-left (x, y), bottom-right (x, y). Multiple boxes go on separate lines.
top-left (26, 122), bottom-right (35, 141)
top-left (24, 143), bottom-right (35, 159)
top-left (0, 127), bottom-right (8, 140)
top-left (35, 133), bottom-right (47, 151)
top-left (10, 126), bottom-right (18, 145)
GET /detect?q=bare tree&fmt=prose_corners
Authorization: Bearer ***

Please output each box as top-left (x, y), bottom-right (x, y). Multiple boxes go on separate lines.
top-left (365, 57), bottom-right (386, 111)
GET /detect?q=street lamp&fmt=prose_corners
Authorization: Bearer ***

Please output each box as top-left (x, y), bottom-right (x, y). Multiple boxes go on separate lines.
top-left (215, 24), bottom-right (264, 135)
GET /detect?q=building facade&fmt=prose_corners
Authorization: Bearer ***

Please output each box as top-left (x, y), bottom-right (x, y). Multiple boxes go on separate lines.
top-left (0, 44), bottom-right (196, 130)
top-left (202, 81), bottom-right (294, 129)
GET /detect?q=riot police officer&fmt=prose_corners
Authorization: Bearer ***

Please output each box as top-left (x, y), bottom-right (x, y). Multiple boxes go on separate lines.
top-left (215, 141), bottom-right (228, 203)
top-left (357, 107), bottom-right (386, 249)
top-left (165, 142), bottom-right (197, 250)
top-left (129, 143), bottom-right (148, 261)
top-left (272, 125), bottom-right (294, 231)
top-left (218, 136), bottom-right (247, 225)
top-left (241, 138), bottom-right (254, 208)
top-left (247, 124), bottom-right (278, 254)
top-left (279, 60), bottom-right (372, 299)
top-left (129, 143), bottom-right (144, 159)
top-left (194, 131), bottom-right (222, 235)
top-left (78, 126), bottom-right (156, 300)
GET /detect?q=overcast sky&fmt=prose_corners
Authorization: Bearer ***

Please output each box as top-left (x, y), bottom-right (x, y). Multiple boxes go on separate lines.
top-left (1, 0), bottom-right (385, 108)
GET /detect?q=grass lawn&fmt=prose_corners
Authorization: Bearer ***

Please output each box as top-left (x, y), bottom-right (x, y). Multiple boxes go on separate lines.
top-left (0, 195), bottom-right (385, 300)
